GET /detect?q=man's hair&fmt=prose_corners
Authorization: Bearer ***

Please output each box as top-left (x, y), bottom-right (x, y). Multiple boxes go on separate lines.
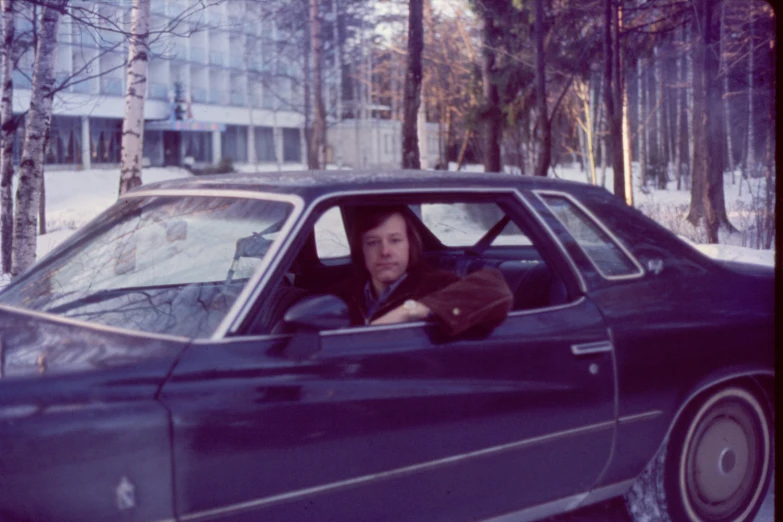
top-left (348, 205), bottom-right (423, 277)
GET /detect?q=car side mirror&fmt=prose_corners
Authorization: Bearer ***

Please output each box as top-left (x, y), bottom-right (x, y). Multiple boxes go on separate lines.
top-left (283, 295), bottom-right (350, 360)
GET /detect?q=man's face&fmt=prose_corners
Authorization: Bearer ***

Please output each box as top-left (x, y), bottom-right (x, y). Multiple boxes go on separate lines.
top-left (362, 213), bottom-right (410, 292)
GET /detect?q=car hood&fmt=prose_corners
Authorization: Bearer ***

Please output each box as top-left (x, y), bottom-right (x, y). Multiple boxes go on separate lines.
top-left (0, 305), bottom-right (187, 379)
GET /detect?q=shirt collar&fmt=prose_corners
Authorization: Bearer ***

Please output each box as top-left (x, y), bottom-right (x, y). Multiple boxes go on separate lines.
top-left (364, 272), bottom-right (408, 319)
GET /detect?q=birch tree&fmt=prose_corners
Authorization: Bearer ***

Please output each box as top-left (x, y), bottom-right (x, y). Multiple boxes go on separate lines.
top-left (12, 0), bottom-right (64, 276)
top-left (118, 0), bottom-right (151, 196)
top-left (1, 0), bottom-right (16, 274)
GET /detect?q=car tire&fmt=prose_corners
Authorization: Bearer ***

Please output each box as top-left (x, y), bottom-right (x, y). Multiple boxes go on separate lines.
top-left (625, 385), bottom-right (773, 522)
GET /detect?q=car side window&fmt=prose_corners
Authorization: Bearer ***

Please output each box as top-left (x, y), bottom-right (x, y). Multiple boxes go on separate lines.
top-left (538, 194), bottom-right (642, 278)
top-left (314, 207), bottom-right (350, 259)
top-left (418, 203), bottom-right (531, 247)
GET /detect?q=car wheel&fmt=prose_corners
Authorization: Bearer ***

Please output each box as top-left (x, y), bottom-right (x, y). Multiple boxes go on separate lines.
top-left (625, 386), bottom-right (772, 522)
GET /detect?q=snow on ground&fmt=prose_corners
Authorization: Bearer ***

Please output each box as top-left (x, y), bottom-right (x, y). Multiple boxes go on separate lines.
top-left (0, 160), bottom-right (774, 284)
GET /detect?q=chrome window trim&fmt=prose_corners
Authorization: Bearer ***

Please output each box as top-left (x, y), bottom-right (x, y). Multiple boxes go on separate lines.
top-left (194, 297), bottom-right (589, 344)
top-left (513, 191), bottom-right (588, 293)
top-left (179, 419), bottom-right (615, 521)
top-left (0, 303), bottom-right (189, 342)
top-left (533, 190), bottom-right (646, 281)
top-left (219, 187), bottom-right (523, 338)
top-left (120, 189), bottom-right (302, 203)
top-left (320, 296), bottom-right (589, 339)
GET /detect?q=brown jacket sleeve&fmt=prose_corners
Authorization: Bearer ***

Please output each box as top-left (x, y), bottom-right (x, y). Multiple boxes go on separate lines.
top-left (417, 267), bottom-right (513, 337)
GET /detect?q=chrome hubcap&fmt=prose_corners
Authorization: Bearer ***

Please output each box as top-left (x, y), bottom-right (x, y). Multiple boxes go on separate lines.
top-left (693, 418), bottom-right (749, 503)
top-left (682, 393), bottom-right (767, 521)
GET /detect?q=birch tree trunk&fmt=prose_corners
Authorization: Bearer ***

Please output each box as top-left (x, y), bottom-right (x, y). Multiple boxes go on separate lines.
top-left (118, 0), bottom-right (151, 196)
top-left (401, 0), bottom-right (423, 169)
top-left (12, 3), bottom-right (62, 276)
top-left (0, 0), bottom-right (16, 274)
top-left (311, 0), bottom-right (326, 169)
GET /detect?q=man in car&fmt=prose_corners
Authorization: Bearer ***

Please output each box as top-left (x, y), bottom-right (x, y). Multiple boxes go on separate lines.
top-left (330, 205), bottom-right (513, 336)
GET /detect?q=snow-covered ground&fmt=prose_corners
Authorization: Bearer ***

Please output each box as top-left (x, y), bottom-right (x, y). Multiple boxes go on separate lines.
top-left (0, 161), bottom-right (774, 288)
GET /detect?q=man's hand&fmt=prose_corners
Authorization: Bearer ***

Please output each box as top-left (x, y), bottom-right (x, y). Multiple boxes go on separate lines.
top-left (370, 300), bottom-right (431, 325)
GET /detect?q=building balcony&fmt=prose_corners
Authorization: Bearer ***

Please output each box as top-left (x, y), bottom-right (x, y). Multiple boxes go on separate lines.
top-left (207, 10), bottom-right (224, 26)
top-left (192, 87), bottom-right (209, 103)
top-left (171, 44), bottom-right (188, 61)
top-left (229, 54), bottom-right (244, 69)
top-left (209, 51), bottom-right (225, 66)
top-left (228, 15), bottom-right (243, 30)
top-left (149, 82), bottom-right (169, 100)
top-left (190, 47), bottom-right (207, 64)
top-left (72, 79), bottom-right (93, 94)
top-left (101, 77), bottom-right (124, 96)
top-left (230, 92), bottom-right (245, 106)
top-left (209, 90), bottom-right (228, 105)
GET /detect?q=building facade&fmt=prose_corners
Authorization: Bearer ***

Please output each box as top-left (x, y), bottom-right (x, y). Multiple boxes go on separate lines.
top-left (10, 0), bottom-right (306, 170)
top-left (7, 0), bottom-right (444, 171)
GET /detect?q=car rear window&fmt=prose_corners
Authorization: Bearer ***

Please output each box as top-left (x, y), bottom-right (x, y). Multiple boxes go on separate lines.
top-left (538, 194), bottom-right (642, 278)
top-left (417, 203), bottom-right (531, 247)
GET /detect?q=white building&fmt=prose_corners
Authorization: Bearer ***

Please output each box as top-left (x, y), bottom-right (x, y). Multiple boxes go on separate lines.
top-left (10, 0), bottom-right (305, 170)
top-left (7, 0), bottom-right (444, 171)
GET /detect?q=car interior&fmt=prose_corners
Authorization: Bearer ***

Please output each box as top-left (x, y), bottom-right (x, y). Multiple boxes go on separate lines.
top-left (245, 197), bottom-right (572, 336)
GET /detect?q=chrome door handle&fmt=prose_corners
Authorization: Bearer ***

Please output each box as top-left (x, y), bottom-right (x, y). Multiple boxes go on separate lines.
top-left (571, 341), bottom-right (613, 356)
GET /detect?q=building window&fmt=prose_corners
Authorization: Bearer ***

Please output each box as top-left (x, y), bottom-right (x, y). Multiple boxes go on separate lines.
top-left (282, 128), bottom-right (301, 163)
top-left (183, 131), bottom-right (212, 163)
top-left (254, 127), bottom-right (275, 162)
top-left (90, 118), bottom-right (123, 164)
top-left (45, 116), bottom-right (82, 165)
top-left (143, 130), bottom-right (164, 167)
top-left (222, 125), bottom-right (248, 163)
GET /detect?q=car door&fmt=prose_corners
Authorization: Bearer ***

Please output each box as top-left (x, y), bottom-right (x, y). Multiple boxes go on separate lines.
top-left (159, 296), bottom-right (614, 522)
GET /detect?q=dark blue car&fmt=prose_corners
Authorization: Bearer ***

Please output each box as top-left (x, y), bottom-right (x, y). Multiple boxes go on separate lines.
top-left (0, 171), bottom-right (773, 522)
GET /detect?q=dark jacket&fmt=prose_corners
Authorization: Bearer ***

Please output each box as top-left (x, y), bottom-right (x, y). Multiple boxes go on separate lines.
top-left (330, 265), bottom-right (513, 337)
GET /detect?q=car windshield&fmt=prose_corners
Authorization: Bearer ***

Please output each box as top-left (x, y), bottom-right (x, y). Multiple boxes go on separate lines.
top-left (0, 195), bottom-right (294, 339)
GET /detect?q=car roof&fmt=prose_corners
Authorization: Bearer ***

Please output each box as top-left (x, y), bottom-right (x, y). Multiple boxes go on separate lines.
top-left (129, 169), bottom-right (606, 202)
